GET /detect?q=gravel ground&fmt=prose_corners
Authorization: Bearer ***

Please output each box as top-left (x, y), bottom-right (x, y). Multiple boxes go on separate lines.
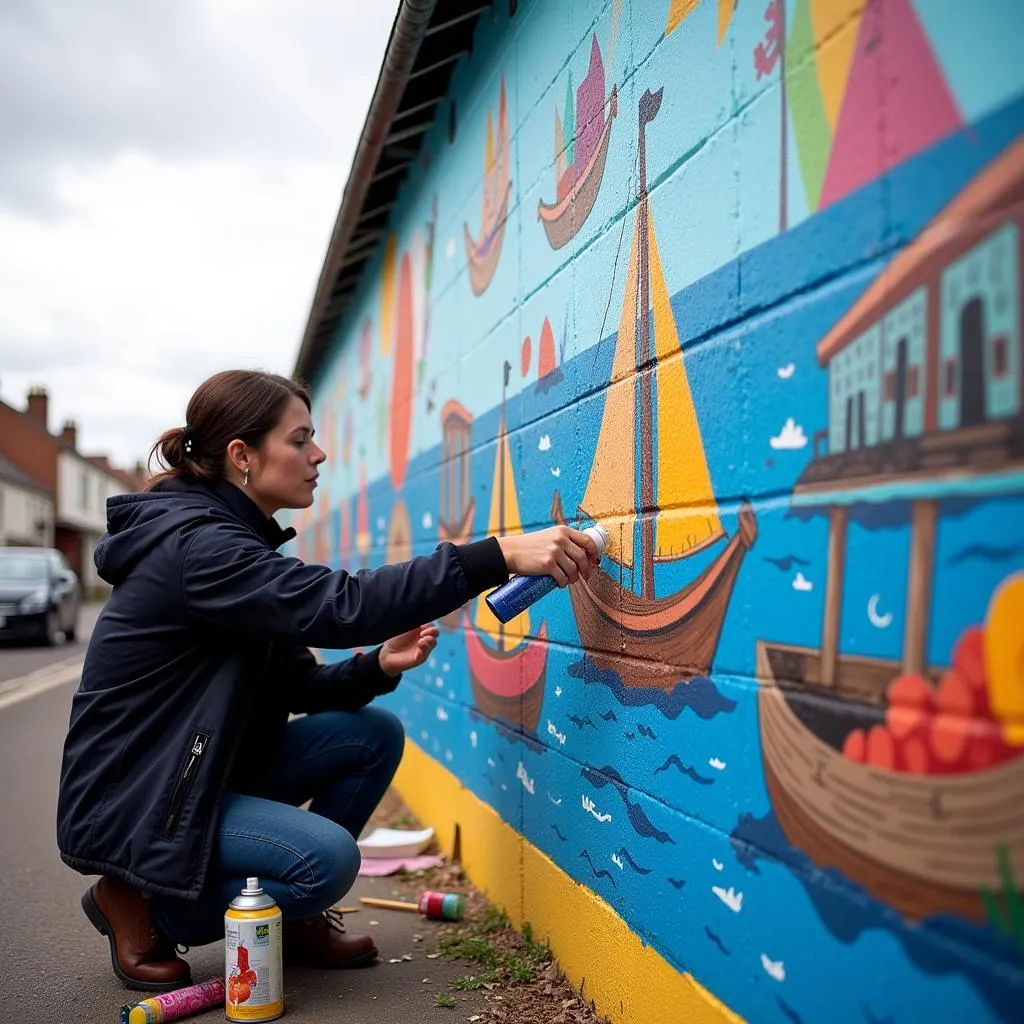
top-left (367, 788), bottom-right (611, 1024)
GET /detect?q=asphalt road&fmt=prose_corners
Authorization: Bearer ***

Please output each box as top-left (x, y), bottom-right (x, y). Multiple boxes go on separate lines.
top-left (0, 601), bottom-right (102, 685)
top-left (0, 612), bottom-right (490, 1024)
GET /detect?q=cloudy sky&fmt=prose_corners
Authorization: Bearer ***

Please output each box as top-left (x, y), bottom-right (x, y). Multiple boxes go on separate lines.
top-left (0, 0), bottom-right (397, 468)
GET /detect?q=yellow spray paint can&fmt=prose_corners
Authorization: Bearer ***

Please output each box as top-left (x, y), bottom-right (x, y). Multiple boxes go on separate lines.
top-left (224, 877), bottom-right (284, 1022)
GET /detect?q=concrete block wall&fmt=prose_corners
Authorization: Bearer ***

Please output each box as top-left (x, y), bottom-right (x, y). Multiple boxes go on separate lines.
top-left (290, 2), bottom-right (1024, 1021)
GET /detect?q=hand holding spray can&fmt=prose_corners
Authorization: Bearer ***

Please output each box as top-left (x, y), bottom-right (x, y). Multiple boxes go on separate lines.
top-left (224, 877), bottom-right (283, 1022)
top-left (485, 524), bottom-right (609, 624)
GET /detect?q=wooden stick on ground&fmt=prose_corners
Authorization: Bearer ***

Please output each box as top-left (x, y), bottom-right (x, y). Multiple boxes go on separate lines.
top-left (359, 896), bottom-right (420, 913)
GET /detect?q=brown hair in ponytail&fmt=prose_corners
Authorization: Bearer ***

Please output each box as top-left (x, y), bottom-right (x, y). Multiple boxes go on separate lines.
top-left (147, 370), bottom-right (311, 488)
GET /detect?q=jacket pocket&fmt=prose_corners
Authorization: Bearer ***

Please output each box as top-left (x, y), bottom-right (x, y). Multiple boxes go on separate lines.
top-left (161, 730), bottom-right (210, 838)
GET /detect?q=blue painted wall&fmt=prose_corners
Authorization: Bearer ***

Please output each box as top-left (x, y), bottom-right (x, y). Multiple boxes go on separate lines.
top-left (289, 2), bottom-right (1024, 1021)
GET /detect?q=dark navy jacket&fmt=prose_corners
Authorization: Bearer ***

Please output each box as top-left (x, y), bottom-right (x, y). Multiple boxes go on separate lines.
top-left (56, 477), bottom-right (506, 900)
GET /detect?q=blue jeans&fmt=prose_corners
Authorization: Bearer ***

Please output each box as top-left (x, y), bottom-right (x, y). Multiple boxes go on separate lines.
top-left (150, 707), bottom-right (405, 947)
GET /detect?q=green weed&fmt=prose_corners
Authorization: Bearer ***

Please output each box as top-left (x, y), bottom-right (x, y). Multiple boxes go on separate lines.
top-left (502, 953), bottom-right (535, 983)
top-left (521, 921), bottom-right (551, 962)
top-left (439, 934), bottom-right (498, 967)
top-left (479, 906), bottom-right (510, 933)
top-left (451, 971), bottom-right (496, 991)
top-left (981, 844), bottom-right (1024, 959)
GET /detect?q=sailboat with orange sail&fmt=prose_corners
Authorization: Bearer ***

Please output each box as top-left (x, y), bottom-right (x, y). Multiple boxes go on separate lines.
top-left (465, 363), bottom-right (548, 731)
top-left (552, 87), bottom-right (757, 691)
top-left (463, 78), bottom-right (512, 296)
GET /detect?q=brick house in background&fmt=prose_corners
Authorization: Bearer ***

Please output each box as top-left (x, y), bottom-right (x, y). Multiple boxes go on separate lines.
top-left (0, 386), bottom-right (145, 593)
top-left (0, 455), bottom-right (53, 547)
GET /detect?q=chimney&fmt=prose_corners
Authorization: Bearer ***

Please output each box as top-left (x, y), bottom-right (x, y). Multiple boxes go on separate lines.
top-left (61, 420), bottom-right (78, 449)
top-left (26, 387), bottom-right (49, 430)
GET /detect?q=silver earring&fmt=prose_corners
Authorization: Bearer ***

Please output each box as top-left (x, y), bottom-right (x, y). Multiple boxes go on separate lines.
top-left (242, 468), bottom-right (249, 487)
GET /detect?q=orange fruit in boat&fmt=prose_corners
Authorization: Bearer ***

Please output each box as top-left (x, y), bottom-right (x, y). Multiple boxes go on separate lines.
top-left (964, 728), bottom-right (1005, 771)
top-left (952, 626), bottom-right (987, 694)
top-left (898, 734), bottom-right (932, 774)
top-left (887, 673), bottom-right (934, 710)
top-left (935, 668), bottom-right (976, 717)
top-left (886, 703), bottom-right (928, 741)
top-left (984, 574), bottom-right (1024, 746)
top-left (842, 728), bottom-right (866, 763)
top-left (866, 725), bottom-right (895, 768)
top-left (929, 713), bottom-right (971, 768)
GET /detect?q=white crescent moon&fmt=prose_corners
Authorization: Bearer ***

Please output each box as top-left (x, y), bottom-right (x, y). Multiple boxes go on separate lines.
top-left (867, 594), bottom-right (893, 629)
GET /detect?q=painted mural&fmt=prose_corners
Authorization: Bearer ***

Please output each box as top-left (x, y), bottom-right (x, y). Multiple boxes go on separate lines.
top-left (466, 361), bottom-right (550, 732)
top-left (463, 77), bottom-right (511, 295)
top-left (537, 2), bottom-right (621, 248)
top-left (292, 0), bottom-right (1024, 1021)
top-left (552, 83), bottom-right (759, 691)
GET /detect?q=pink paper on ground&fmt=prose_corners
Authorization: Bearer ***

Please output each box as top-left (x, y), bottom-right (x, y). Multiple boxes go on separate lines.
top-left (357, 854), bottom-right (444, 877)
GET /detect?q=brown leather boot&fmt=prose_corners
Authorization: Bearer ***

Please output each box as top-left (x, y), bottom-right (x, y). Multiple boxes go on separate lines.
top-left (283, 909), bottom-right (378, 968)
top-left (81, 876), bottom-right (192, 991)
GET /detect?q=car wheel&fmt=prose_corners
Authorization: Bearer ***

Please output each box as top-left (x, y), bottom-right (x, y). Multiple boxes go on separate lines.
top-left (42, 610), bottom-right (62, 647)
top-left (65, 613), bottom-right (78, 643)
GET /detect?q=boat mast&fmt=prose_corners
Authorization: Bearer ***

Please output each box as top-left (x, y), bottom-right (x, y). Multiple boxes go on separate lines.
top-left (636, 87), bottom-right (664, 601)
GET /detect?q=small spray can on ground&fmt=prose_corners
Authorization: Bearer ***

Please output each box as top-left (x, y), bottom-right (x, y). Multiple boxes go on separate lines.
top-left (359, 892), bottom-right (465, 921)
top-left (486, 523), bottom-right (609, 624)
top-left (122, 978), bottom-right (225, 1023)
top-left (418, 890), bottom-right (465, 921)
top-left (224, 877), bottom-right (283, 1022)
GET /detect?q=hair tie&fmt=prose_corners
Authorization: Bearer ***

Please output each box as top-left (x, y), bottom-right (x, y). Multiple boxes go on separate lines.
top-left (183, 424), bottom-right (195, 456)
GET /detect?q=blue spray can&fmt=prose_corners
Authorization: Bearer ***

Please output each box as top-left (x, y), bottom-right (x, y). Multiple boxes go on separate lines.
top-left (485, 524), bottom-right (609, 624)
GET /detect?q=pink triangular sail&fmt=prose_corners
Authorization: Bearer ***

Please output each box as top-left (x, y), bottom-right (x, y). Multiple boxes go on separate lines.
top-left (819, 0), bottom-right (961, 209)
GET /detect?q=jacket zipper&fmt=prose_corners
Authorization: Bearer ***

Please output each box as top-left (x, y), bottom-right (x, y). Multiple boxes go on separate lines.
top-left (163, 731), bottom-right (209, 836)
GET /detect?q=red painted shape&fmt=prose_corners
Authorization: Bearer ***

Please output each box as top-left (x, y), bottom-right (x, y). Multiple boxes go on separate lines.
top-left (537, 317), bottom-right (556, 378)
top-left (389, 252), bottom-right (415, 489)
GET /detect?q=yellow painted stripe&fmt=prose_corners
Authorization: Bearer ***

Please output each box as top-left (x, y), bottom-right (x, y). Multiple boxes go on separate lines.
top-left (394, 740), bottom-right (745, 1024)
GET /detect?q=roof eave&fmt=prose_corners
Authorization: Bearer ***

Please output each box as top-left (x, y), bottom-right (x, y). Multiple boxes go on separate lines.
top-left (293, 0), bottom-right (439, 385)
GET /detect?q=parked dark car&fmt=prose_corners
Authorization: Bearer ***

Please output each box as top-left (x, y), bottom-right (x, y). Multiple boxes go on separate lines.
top-left (0, 547), bottom-right (81, 645)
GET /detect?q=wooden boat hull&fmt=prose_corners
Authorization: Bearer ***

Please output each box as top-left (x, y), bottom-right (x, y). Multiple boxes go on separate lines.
top-left (465, 616), bottom-right (548, 732)
top-left (756, 639), bottom-right (1024, 921)
top-left (436, 499), bottom-right (476, 629)
top-left (551, 492), bottom-right (757, 689)
top-left (463, 181), bottom-right (512, 296)
top-left (538, 87), bottom-right (618, 250)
